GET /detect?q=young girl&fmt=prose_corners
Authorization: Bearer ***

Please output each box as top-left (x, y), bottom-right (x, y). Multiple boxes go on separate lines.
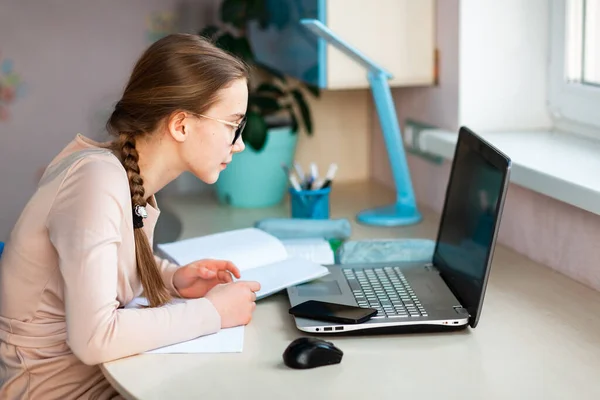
top-left (0, 34), bottom-right (261, 399)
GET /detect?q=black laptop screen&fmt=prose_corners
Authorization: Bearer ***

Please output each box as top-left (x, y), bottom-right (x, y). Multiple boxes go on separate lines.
top-left (432, 128), bottom-right (510, 327)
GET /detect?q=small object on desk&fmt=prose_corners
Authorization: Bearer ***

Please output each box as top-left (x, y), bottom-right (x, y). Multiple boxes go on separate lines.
top-left (308, 162), bottom-right (319, 189)
top-left (311, 177), bottom-right (325, 191)
top-left (282, 337), bottom-right (343, 369)
top-left (282, 163), bottom-right (303, 193)
top-left (254, 217), bottom-right (352, 240)
top-left (293, 161), bottom-right (305, 183)
top-left (289, 175), bottom-right (303, 192)
top-left (281, 163), bottom-right (291, 179)
top-left (319, 163), bottom-right (338, 189)
top-left (289, 187), bottom-right (331, 219)
top-left (328, 238), bottom-right (344, 255)
top-left (281, 237), bottom-right (335, 265)
top-left (337, 238), bottom-right (435, 264)
top-left (289, 300), bottom-right (377, 324)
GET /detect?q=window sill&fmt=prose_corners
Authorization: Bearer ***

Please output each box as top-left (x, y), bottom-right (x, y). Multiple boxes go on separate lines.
top-left (414, 129), bottom-right (600, 216)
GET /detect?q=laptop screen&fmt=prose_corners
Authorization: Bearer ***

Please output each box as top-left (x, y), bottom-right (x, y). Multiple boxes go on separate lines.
top-left (432, 127), bottom-right (510, 328)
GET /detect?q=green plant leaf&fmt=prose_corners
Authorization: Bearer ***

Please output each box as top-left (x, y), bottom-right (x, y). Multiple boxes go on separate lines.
top-left (256, 82), bottom-right (285, 97)
top-left (214, 34), bottom-right (254, 63)
top-left (243, 110), bottom-right (269, 151)
top-left (199, 26), bottom-right (220, 41)
top-left (249, 94), bottom-right (282, 114)
top-left (215, 32), bottom-right (237, 54)
top-left (304, 83), bottom-right (321, 98)
top-left (291, 89), bottom-right (313, 135)
top-left (287, 106), bottom-right (299, 133)
top-left (247, 0), bottom-right (269, 26)
top-left (234, 37), bottom-right (255, 63)
top-left (221, 0), bottom-right (247, 29)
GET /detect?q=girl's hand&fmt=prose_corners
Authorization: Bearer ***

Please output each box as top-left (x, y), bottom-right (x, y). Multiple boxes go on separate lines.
top-left (173, 259), bottom-right (241, 299)
top-left (205, 280), bottom-right (261, 328)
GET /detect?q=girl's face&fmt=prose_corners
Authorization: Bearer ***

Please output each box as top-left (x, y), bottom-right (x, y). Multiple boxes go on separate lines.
top-left (179, 78), bottom-right (248, 184)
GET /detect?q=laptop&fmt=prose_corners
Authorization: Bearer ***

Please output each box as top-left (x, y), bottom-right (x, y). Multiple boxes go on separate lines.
top-left (287, 126), bottom-right (511, 334)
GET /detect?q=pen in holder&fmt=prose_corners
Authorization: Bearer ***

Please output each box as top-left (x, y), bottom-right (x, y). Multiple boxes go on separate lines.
top-left (289, 187), bottom-right (331, 219)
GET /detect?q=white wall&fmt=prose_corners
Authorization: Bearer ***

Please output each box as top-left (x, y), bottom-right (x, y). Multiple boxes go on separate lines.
top-left (0, 0), bottom-right (219, 241)
top-left (459, 0), bottom-right (553, 132)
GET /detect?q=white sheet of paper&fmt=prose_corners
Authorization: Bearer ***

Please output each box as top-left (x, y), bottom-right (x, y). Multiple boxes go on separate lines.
top-left (157, 228), bottom-right (287, 270)
top-left (240, 256), bottom-right (330, 299)
top-left (145, 326), bottom-right (245, 354)
top-left (281, 238), bottom-right (335, 265)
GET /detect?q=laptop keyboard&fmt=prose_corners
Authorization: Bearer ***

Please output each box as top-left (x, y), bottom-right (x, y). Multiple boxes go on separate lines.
top-left (342, 267), bottom-right (428, 319)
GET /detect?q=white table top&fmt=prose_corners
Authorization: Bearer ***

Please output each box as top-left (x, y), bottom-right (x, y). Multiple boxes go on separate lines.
top-left (101, 181), bottom-right (600, 400)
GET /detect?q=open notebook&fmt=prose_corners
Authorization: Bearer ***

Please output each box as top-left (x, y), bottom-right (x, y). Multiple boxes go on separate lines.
top-left (136, 229), bottom-right (334, 354)
top-left (156, 228), bottom-right (332, 300)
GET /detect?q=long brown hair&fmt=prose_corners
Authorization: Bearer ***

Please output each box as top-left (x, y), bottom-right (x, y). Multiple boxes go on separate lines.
top-left (106, 34), bottom-right (248, 307)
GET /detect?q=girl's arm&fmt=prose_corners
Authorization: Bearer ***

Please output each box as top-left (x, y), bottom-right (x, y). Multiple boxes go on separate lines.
top-left (47, 157), bottom-right (221, 365)
top-left (154, 255), bottom-right (182, 297)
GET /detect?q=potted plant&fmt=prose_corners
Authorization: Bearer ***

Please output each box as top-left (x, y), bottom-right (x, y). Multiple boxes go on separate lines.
top-left (199, 0), bottom-right (320, 208)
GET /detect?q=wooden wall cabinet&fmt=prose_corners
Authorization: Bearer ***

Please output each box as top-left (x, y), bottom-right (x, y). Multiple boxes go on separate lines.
top-left (248, 0), bottom-right (436, 90)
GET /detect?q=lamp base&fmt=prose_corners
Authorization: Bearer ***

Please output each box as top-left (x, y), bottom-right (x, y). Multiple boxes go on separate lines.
top-left (356, 203), bottom-right (422, 227)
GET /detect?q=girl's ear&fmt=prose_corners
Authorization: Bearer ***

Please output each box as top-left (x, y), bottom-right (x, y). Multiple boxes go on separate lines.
top-left (167, 111), bottom-right (188, 143)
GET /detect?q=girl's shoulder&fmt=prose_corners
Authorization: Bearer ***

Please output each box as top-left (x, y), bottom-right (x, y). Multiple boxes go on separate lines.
top-left (40, 133), bottom-right (127, 187)
top-left (40, 147), bottom-right (126, 187)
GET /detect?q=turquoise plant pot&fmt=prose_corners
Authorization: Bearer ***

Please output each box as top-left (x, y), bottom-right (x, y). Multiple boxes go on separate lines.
top-left (215, 126), bottom-right (298, 208)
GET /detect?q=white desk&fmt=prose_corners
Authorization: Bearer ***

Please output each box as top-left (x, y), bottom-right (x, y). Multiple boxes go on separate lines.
top-left (102, 181), bottom-right (600, 400)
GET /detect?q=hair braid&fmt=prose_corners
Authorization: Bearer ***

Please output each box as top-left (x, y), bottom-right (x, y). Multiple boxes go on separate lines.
top-left (117, 133), bottom-right (171, 307)
top-left (120, 135), bottom-right (146, 207)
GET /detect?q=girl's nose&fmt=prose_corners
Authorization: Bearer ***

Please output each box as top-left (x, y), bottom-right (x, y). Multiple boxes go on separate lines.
top-left (232, 138), bottom-right (245, 153)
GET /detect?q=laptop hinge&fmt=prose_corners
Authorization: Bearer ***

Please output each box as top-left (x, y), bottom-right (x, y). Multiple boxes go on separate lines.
top-left (453, 306), bottom-right (469, 316)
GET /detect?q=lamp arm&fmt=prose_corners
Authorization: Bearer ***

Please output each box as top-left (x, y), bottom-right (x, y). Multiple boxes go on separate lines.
top-left (299, 18), bottom-right (421, 226)
top-left (367, 71), bottom-right (417, 208)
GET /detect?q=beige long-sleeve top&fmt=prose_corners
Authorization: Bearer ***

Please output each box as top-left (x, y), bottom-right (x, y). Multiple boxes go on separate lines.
top-left (0, 134), bottom-right (221, 399)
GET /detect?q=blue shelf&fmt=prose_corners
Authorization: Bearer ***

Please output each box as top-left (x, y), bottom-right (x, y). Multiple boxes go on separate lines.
top-left (248, 0), bottom-right (327, 88)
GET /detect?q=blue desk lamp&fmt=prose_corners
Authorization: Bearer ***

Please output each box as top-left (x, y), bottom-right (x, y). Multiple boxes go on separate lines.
top-left (300, 19), bottom-right (422, 226)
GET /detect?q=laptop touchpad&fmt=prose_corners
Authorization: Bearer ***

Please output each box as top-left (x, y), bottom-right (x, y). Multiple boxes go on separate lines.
top-left (297, 280), bottom-right (342, 297)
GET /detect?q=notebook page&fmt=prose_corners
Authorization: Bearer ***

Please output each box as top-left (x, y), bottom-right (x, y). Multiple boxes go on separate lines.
top-left (126, 297), bottom-right (244, 353)
top-left (239, 257), bottom-right (330, 299)
top-left (281, 238), bottom-right (335, 265)
top-left (157, 228), bottom-right (288, 271)
top-left (145, 326), bottom-right (244, 354)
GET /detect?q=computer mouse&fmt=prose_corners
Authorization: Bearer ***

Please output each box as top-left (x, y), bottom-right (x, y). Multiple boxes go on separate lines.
top-left (282, 337), bottom-right (343, 369)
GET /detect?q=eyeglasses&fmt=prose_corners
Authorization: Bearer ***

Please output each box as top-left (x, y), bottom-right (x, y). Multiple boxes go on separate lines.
top-left (195, 113), bottom-right (247, 145)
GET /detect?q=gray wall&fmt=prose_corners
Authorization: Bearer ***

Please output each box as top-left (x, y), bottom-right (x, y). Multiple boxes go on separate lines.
top-left (0, 0), bottom-right (218, 241)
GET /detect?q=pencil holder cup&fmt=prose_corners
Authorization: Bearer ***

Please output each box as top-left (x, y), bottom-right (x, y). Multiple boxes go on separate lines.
top-left (289, 187), bottom-right (331, 219)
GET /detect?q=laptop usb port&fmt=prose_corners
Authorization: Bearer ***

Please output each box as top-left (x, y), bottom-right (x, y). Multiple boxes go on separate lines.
top-left (324, 327), bottom-right (332, 331)
top-left (335, 327), bottom-right (343, 331)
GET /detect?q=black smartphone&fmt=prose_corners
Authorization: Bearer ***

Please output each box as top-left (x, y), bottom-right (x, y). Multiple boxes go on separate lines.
top-left (288, 300), bottom-right (377, 324)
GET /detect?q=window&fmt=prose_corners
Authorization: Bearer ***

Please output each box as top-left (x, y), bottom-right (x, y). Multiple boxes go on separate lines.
top-left (549, 0), bottom-right (600, 133)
